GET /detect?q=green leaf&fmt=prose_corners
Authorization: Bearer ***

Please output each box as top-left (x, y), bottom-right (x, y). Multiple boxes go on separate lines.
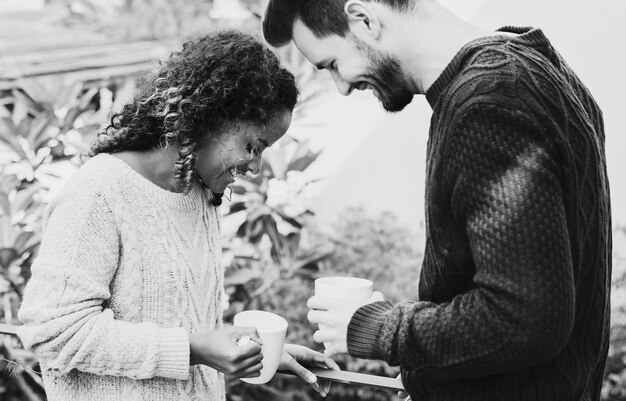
top-left (264, 147), bottom-right (287, 179)
top-left (262, 215), bottom-right (284, 261)
top-left (245, 204), bottom-right (271, 224)
top-left (0, 214), bottom-right (16, 248)
top-left (287, 142), bottom-right (321, 172)
top-left (0, 247), bottom-right (19, 270)
top-left (0, 117), bottom-right (26, 156)
top-left (21, 232), bottom-right (42, 254)
top-left (0, 174), bottom-right (18, 194)
top-left (13, 182), bottom-right (42, 214)
top-left (274, 209), bottom-right (303, 229)
top-left (13, 231), bottom-right (34, 252)
top-left (227, 202), bottom-right (247, 215)
top-left (225, 267), bottom-right (260, 286)
top-left (229, 183), bottom-right (251, 195)
top-left (247, 218), bottom-right (265, 243)
top-left (12, 87), bottom-right (45, 115)
top-left (236, 221), bottom-right (247, 238)
top-left (27, 111), bottom-right (55, 148)
top-left (0, 193), bottom-right (10, 216)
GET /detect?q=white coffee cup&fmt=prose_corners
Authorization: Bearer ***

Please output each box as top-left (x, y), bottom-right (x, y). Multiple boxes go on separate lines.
top-left (314, 276), bottom-right (373, 302)
top-left (233, 310), bottom-right (288, 384)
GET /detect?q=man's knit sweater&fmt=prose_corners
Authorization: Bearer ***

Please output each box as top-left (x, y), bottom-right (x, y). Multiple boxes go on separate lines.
top-left (18, 154), bottom-right (226, 401)
top-left (347, 27), bottom-right (611, 400)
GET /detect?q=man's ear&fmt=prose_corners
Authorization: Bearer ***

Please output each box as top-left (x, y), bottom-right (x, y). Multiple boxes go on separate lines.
top-left (344, 0), bottom-right (382, 40)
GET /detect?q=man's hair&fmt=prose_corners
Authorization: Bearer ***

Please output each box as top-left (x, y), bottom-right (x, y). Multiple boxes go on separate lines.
top-left (90, 30), bottom-right (297, 194)
top-left (263, 0), bottom-right (417, 47)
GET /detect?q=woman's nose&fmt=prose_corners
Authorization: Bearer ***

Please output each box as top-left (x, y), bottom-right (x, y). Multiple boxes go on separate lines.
top-left (246, 156), bottom-right (262, 175)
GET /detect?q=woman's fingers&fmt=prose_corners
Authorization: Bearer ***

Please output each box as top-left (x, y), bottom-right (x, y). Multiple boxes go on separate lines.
top-left (307, 349), bottom-right (340, 370)
top-left (284, 344), bottom-right (340, 370)
top-left (232, 351), bottom-right (264, 378)
top-left (319, 378), bottom-right (332, 397)
top-left (281, 352), bottom-right (325, 396)
top-left (232, 325), bottom-right (262, 346)
top-left (234, 360), bottom-right (264, 379)
top-left (234, 331), bottom-right (263, 361)
top-left (281, 344), bottom-right (340, 397)
top-left (395, 373), bottom-right (410, 400)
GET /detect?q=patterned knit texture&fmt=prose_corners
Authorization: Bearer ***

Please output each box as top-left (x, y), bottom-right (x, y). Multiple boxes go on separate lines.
top-left (17, 154), bottom-right (226, 401)
top-left (347, 27), bottom-right (611, 401)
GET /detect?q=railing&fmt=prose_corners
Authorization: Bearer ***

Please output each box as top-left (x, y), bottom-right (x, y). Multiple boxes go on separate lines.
top-left (0, 323), bottom-right (404, 391)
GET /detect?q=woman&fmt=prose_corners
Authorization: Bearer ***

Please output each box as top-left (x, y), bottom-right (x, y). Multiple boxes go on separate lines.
top-left (17, 30), bottom-right (335, 400)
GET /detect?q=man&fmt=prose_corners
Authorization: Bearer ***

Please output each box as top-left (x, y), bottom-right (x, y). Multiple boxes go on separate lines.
top-left (263, 0), bottom-right (612, 400)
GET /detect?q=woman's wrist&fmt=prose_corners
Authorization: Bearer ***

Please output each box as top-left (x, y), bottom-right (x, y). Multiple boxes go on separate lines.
top-left (189, 332), bottom-right (202, 366)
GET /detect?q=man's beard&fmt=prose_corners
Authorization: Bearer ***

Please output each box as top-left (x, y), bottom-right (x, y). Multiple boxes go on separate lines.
top-left (354, 37), bottom-right (413, 112)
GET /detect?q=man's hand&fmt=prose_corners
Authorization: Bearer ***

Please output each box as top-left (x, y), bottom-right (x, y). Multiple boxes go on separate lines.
top-left (307, 291), bottom-right (384, 355)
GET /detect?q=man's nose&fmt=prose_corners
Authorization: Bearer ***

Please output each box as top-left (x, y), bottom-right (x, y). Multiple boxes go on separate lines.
top-left (330, 71), bottom-right (353, 96)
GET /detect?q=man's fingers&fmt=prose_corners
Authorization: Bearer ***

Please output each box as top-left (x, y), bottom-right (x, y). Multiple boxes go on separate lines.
top-left (367, 291), bottom-right (385, 304)
top-left (307, 309), bottom-right (328, 325)
top-left (323, 342), bottom-right (346, 356)
top-left (313, 329), bottom-right (334, 343)
top-left (307, 295), bottom-right (336, 311)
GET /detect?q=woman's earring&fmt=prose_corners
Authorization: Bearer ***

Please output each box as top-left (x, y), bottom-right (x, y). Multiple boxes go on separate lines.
top-left (211, 192), bottom-right (224, 207)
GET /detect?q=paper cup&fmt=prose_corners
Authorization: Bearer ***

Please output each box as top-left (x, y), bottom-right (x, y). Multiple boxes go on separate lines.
top-left (314, 277), bottom-right (373, 302)
top-left (233, 310), bottom-right (288, 384)
top-left (314, 277), bottom-right (374, 351)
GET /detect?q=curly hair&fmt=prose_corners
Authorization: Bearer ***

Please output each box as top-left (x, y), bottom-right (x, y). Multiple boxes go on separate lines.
top-left (90, 30), bottom-right (298, 196)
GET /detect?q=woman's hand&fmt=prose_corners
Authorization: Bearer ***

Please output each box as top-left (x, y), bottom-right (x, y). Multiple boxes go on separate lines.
top-left (189, 326), bottom-right (263, 379)
top-left (396, 373), bottom-right (411, 400)
top-left (279, 343), bottom-right (339, 397)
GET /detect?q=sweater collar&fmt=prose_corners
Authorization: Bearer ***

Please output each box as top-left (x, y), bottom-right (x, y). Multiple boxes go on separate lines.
top-left (99, 153), bottom-right (213, 211)
top-left (425, 27), bottom-right (550, 108)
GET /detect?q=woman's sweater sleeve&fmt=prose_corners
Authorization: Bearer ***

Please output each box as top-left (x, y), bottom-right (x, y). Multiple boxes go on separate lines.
top-left (17, 183), bottom-right (190, 380)
top-left (346, 104), bottom-right (575, 380)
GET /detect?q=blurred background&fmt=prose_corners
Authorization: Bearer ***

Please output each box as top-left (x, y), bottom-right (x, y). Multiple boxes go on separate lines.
top-left (0, 0), bottom-right (624, 400)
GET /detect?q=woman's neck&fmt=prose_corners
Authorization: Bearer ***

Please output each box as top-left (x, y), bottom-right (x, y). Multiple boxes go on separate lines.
top-left (111, 147), bottom-right (180, 192)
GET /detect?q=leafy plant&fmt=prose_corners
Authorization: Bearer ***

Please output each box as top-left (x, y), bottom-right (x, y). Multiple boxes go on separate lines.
top-left (222, 137), bottom-right (334, 318)
top-left (226, 207), bottom-right (424, 401)
top-left (0, 76), bottom-right (127, 401)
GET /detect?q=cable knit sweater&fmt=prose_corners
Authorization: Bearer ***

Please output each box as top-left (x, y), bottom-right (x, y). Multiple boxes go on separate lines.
top-left (347, 27), bottom-right (611, 400)
top-left (18, 154), bottom-right (227, 401)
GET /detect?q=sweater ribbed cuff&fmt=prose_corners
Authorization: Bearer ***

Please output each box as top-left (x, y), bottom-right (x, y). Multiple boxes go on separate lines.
top-left (347, 300), bottom-right (394, 359)
top-left (155, 327), bottom-right (190, 380)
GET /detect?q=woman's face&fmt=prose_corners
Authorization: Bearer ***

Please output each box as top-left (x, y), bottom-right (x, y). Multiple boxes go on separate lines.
top-left (195, 111), bottom-right (292, 194)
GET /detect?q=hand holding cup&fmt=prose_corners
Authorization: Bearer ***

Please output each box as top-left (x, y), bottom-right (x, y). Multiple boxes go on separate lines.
top-left (189, 325), bottom-right (263, 379)
top-left (233, 310), bottom-right (288, 384)
top-left (307, 277), bottom-right (383, 355)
